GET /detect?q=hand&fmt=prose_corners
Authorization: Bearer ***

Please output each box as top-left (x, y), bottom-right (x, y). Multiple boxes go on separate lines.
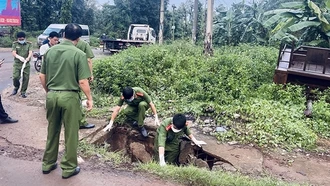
top-left (159, 154), bottom-right (166, 167)
top-left (86, 99), bottom-right (93, 111)
top-left (193, 140), bottom-right (207, 147)
top-left (15, 55), bottom-right (25, 63)
top-left (102, 120), bottom-right (114, 132)
top-left (154, 114), bottom-right (160, 126)
top-left (88, 76), bottom-right (94, 82)
top-left (25, 58), bottom-right (30, 62)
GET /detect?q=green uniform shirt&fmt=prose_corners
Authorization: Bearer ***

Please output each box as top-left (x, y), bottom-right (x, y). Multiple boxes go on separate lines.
top-left (117, 87), bottom-right (152, 107)
top-left (155, 118), bottom-right (192, 152)
top-left (75, 40), bottom-right (94, 59)
top-left (41, 40), bottom-right (91, 91)
top-left (12, 41), bottom-right (32, 63)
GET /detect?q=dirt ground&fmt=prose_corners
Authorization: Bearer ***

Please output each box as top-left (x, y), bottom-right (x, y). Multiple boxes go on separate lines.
top-left (1, 74), bottom-right (330, 186)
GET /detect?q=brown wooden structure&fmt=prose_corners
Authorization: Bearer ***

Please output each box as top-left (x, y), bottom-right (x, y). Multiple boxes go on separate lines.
top-left (274, 44), bottom-right (330, 89)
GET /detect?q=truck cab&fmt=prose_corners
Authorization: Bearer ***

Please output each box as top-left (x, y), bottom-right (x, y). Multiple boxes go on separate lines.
top-left (127, 24), bottom-right (156, 44)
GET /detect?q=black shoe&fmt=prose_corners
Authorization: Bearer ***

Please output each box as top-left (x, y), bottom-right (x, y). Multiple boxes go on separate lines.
top-left (79, 123), bottom-right (95, 129)
top-left (139, 127), bottom-right (148, 138)
top-left (131, 121), bottom-right (138, 128)
top-left (11, 89), bottom-right (18, 96)
top-left (21, 93), bottom-right (27, 98)
top-left (0, 117), bottom-right (18, 124)
top-left (62, 167), bottom-right (80, 179)
top-left (42, 163), bottom-right (57, 174)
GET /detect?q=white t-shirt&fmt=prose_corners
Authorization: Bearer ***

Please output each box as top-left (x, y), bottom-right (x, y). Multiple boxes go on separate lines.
top-left (39, 44), bottom-right (50, 56)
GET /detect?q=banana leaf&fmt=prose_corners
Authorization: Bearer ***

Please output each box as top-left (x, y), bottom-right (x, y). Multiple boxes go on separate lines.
top-left (281, 2), bottom-right (305, 9)
top-left (288, 21), bottom-right (321, 32)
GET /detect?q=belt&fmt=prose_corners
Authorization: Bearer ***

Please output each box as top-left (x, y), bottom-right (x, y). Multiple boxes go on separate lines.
top-left (49, 90), bottom-right (79, 93)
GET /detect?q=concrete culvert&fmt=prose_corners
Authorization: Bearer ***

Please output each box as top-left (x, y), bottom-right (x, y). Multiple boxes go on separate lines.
top-left (82, 123), bottom-right (234, 170)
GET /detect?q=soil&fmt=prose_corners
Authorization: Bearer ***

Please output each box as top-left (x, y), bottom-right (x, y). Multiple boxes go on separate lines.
top-left (1, 74), bottom-right (330, 186)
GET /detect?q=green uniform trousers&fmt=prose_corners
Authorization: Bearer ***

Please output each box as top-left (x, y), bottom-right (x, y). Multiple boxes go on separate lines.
top-left (42, 91), bottom-right (82, 177)
top-left (12, 62), bottom-right (30, 93)
top-left (122, 101), bottom-right (149, 127)
top-left (154, 148), bottom-right (180, 165)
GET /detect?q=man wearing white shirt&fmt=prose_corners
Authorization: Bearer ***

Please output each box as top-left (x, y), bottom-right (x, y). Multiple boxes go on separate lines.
top-left (40, 32), bottom-right (59, 56)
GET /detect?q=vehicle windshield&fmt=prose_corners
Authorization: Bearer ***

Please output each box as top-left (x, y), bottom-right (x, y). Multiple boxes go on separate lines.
top-left (136, 29), bottom-right (147, 33)
top-left (42, 28), bottom-right (61, 35)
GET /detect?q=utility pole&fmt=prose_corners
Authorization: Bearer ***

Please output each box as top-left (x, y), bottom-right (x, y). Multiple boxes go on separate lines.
top-left (192, 0), bottom-right (198, 44)
top-left (171, 5), bottom-right (176, 41)
top-left (159, 0), bottom-right (164, 44)
top-left (204, 0), bottom-right (214, 56)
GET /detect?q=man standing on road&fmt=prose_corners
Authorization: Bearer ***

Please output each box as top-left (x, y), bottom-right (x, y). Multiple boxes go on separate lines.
top-left (39, 31), bottom-right (59, 56)
top-left (11, 32), bottom-right (32, 98)
top-left (39, 23), bottom-right (93, 179)
top-left (0, 60), bottom-right (18, 124)
top-left (103, 86), bottom-right (160, 137)
top-left (75, 39), bottom-right (95, 130)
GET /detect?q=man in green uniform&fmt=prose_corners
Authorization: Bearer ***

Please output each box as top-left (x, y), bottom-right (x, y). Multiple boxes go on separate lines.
top-left (39, 23), bottom-right (93, 179)
top-left (103, 86), bottom-right (160, 137)
top-left (154, 114), bottom-right (206, 166)
top-left (11, 32), bottom-right (33, 98)
top-left (75, 39), bottom-right (95, 129)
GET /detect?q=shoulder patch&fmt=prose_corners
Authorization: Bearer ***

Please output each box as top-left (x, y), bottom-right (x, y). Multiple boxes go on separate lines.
top-left (165, 124), bottom-right (172, 131)
top-left (13, 41), bottom-right (18, 44)
top-left (136, 92), bottom-right (144, 97)
top-left (26, 41), bottom-right (32, 44)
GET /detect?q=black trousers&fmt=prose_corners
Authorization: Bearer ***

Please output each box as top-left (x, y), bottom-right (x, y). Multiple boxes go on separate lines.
top-left (0, 95), bottom-right (8, 119)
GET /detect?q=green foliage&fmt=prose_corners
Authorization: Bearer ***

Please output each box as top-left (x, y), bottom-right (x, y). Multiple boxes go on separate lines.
top-left (78, 140), bottom-right (129, 166)
top-left (0, 36), bottom-right (12, 47)
top-left (138, 163), bottom-right (301, 186)
top-left (89, 36), bottom-right (101, 47)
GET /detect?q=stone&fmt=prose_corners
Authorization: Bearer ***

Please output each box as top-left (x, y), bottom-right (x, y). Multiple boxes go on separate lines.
top-left (204, 119), bottom-right (212, 124)
top-left (129, 142), bottom-right (152, 163)
top-left (202, 127), bottom-right (213, 133)
top-left (215, 126), bottom-right (227, 132)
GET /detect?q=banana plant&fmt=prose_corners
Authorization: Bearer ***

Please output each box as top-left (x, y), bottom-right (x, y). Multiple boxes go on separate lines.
top-left (264, 0), bottom-right (330, 47)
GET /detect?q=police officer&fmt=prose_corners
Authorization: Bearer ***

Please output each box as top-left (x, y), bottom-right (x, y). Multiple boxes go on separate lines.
top-left (104, 86), bottom-right (160, 137)
top-left (11, 32), bottom-right (32, 98)
top-left (154, 114), bottom-right (206, 166)
top-left (75, 39), bottom-right (95, 129)
top-left (39, 23), bottom-right (93, 179)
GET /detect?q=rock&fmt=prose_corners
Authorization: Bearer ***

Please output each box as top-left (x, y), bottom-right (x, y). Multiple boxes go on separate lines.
top-left (202, 127), bottom-right (213, 133)
top-left (233, 114), bottom-right (240, 119)
top-left (129, 142), bottom-right (152, 163)
top-left (77, 156), bottom-right (85, 164)
top-left (221, 163), bottom-right (237, 172)
top-left (215, 126), bottom-right (227, 132)
top-left (194, 159), bottom-right (209, 169)
top-left (204, 119), bottom-right (212, 124)
top-left (228, 141), bottom-right (238, 145)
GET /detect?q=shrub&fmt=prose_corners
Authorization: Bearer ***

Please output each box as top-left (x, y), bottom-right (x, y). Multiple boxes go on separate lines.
top-left (92, 42), bottom-right (323, 150)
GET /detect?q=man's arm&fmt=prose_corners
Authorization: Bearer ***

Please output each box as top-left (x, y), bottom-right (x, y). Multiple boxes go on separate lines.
top-left (39, 73), bottom-right (48, 92)
top-left (149, 102), bottom-right (160, 126)
top-left (79, 79), bottom-right (93, 111)
top-left (87, 58), bottom-right (93, 81)
top-left (110, 105), bottom-right (121, 122)
top-left (26, 50), bottom-right (32, 61)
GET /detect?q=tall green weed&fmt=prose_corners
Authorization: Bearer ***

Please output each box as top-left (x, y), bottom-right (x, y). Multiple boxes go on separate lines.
top-left (92, 42), bottom-right (328, 150)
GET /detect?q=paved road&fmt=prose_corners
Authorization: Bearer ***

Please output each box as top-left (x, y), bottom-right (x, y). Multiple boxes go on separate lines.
top-left (0, 49), bottom-right (38, 92)
top-left (0, 48), bottom-right (107, 92)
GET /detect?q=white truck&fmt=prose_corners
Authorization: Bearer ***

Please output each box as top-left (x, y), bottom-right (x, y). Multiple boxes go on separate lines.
top-left (101, 24), bottom-right (156, 53)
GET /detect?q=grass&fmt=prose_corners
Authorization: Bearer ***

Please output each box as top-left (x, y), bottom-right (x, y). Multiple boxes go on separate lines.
top-left (78, 140), bottom-right (129, 166)
top-left (138, 163), bottom-right (305, 186)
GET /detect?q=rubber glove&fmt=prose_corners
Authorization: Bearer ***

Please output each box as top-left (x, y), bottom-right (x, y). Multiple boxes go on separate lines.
top-left (191, 136), bottom-right (207, 147)
top-left (154, 114), bottom-right (160, 126)
top-left (102, 120), bottom-right (113, 132)
top-left (159, 154), bottom-right (166, 166)
top-left (15, 54), bottom-right (25, 63)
